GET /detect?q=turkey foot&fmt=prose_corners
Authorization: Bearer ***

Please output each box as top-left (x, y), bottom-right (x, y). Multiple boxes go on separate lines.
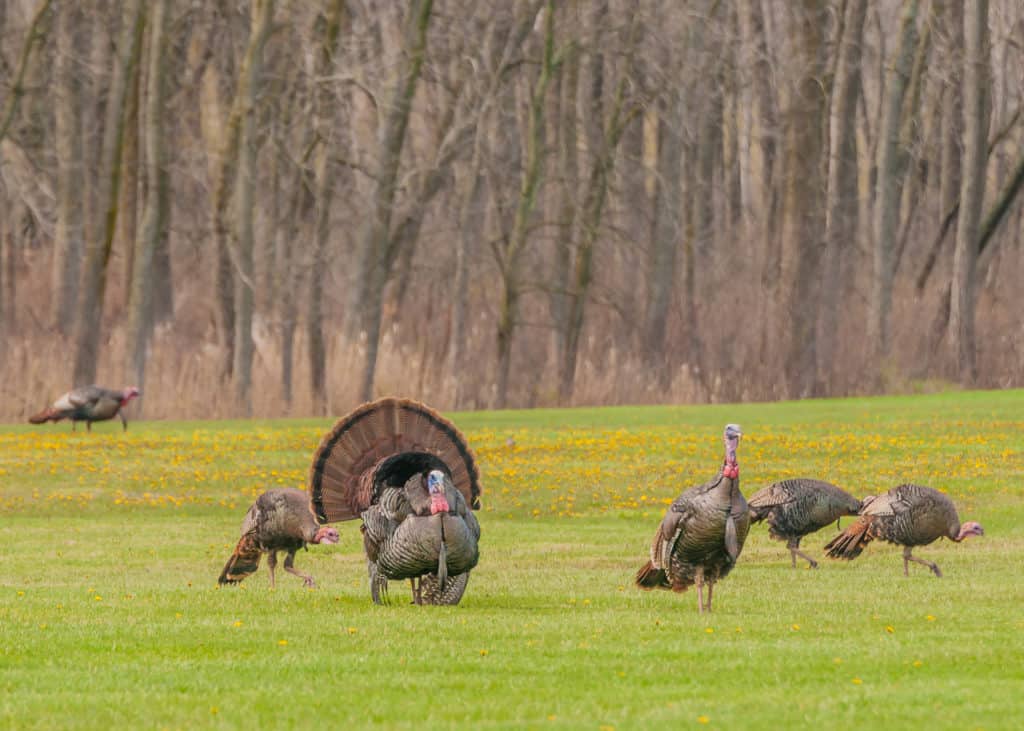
top-left (788, 541), bottom-right (818, 569)
top-left (903, 547), bottom-right (942, 577)
top-left (284, 551), bottom-right (317, 588)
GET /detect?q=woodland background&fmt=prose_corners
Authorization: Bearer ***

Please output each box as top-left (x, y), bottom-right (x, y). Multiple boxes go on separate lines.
top-left (0, 0), bottom-right (1022, 420)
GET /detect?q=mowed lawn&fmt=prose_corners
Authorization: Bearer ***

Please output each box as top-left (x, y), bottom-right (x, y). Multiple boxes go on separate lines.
top-left (1, 391), bottom-right (1022, 730)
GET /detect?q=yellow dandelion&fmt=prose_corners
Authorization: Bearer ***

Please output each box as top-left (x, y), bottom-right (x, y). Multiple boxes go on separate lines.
top-left (278, 639), bottom-right (288, 646)
top-left (833, 657), bottom-right (842, 664)
top-left (698, 716), bottom-right (710, 724)
top-left (705, 627), bottom-right (714, 634)
top-left (479, 649), bottom-right (489, 656)
top-left (17, 591), bottom-right (25, 597)
top-left (347, 627), bottom-right (357, 634)
top-left (926, 615), bottom-right (936, 622)
top-left (791, 624), bottom-right (800, 631)
top-left (233, 620), bottom-right (243, 628)
top-left (885, 625), bottom-right (895, 634)
top-left (913, 660), bottom-right (923, 668)
top-left (94, 595), bottom-right (102, 601)
top-left (852, 678), bottom-right (863, 685)
top-left (547, 715), bottom-right (556, 721)
top-left (211, 707), bottom-right (218, 715)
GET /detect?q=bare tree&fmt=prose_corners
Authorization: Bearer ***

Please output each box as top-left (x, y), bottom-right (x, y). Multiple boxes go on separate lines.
top-left (948, 0), bottom-right (991, 383)
top-left (71, 0), bottom-right (145, 386)
top-left (124, 0), bottom-right (170, 399)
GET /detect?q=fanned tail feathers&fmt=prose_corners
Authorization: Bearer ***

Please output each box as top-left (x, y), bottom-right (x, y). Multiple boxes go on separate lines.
top-left (824, 518), bottom-right (873, 560)
top-left (635, 560), bottom-right (669, 590)
top-left (28, 409), bottom-right (58, 424)
top-left (218, 534), bottom-right (262, 584)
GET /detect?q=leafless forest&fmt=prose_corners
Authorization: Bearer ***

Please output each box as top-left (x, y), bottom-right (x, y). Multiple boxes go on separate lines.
top-left (1, 0), bottom-right (1022, 420)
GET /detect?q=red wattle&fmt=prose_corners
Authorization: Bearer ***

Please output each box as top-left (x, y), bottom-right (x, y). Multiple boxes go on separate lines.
top-left (430, 495), bottom-right (450, 515)
top-left (722, 461), bottom-right (739, 479)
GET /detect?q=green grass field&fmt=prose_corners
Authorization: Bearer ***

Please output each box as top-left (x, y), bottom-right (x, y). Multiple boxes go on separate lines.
top-left (1, 391), bottom-right (1022, 730)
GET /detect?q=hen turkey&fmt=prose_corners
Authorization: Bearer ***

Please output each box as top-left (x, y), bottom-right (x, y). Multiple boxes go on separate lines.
top-left (29, 385), bottom-right (140, 431)
top-left (748, 478), bottom-right (862, 568)
top-left (823, 483), bottom-right (983, 577)
top-left (635, 424), bottom-right (749, 612)
top-left (219, 488), bottom-right (340, 588)
top-left (308, 398), bottom-right (482, 605)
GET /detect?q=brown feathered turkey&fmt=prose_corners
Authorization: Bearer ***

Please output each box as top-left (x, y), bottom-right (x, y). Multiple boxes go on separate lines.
top-left (308, 397), bottom-right (482, 605)
top-left (219, 488), bottom-right (340, 588)
top-left (635, 424), bottom-right (749, 613)
top-left (748, 478), bottom-right (862, 568)
top-left (29, 385), bottom-right (140, 431)
top-left (823, 483), bottom-right (983, 577)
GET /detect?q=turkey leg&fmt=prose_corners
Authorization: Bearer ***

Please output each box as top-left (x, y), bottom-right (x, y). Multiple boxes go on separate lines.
top-left (267, 551), bottom-right (278, 588)
top-left (787, 539), bottom-right (818, 569)
top-left (705, 582), bottom-right (714, 613)
top-left (120, 412), bottom-right (128, 431)
top-left (902, 547), bottom-right (942, 577)
top-left (695, 568), bottom-right (706, 613)
top-left (284, 550), bottom-right (316, 588)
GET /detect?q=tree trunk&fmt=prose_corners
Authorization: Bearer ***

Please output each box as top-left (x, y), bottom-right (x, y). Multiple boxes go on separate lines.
top-left (818, 0), bottom-right (867, 393)
top-left (867, 0), bottom-right (918, 370)
top-left (71, 0), bottom-right (145, 386)
top-left (778, 0), bottom-right (828, 398)
top-left (495, 1), bottom-right (558, 409)
top-left (0, 0), bottom-right (53, 145)
top-left (307, 0), bottom-right (348, 415)
top-left (232, 0), bottom-right (276, 415)
top-left (347, 0), bottom-right (434, 403)
top-left (948, 0), bottom-right (990, 383)
top-left (51, 0), bottom-right (85, 334)
top-left (559, 3), bottom-right (636, 403)
top-left (125, 0), bottom-right (169, 400)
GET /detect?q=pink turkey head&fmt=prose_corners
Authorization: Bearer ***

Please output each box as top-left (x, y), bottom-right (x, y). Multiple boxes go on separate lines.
top-left (722, 424), bottom-right (741, 477)
top-left (122, 387), bottom-right (141, 404)
top-left (314, 526), bottom-right (340, 545)
top-left (956, 521), bottom-right (984, 541)
top-left (427, 469), bottom-right (450, 515)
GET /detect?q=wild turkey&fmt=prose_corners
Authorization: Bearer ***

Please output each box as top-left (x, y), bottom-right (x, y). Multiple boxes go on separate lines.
top-left (748, 478), bottom-right (862, 568)
top-left (823, 483), bottom-right (984, 577)
top-left (29, 385), bottom-right (141, 431)
top-left (635, 424), bottom-right (750, 612)
top-left (308, 397), bottom-right (482, 605)
top-left (219, 488), bottom-right (340, 588)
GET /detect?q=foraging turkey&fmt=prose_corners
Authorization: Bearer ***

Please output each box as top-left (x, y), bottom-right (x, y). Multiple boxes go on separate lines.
top-left (29, 385), bottom-right (140, 431)
top-left (219, 488), bottom-right (340, 588)
top-left (635, 424), bottom-right (750, 612)
top-left (823, 483), bottom-right (984, 577)
top-left (748, 478), bottom-right (862, 568)
top-left (309, 397), bottom-right (482, 605)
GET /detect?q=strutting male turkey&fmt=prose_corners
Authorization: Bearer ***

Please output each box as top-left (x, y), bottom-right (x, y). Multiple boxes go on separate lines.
top-left (219, 488), bottom-right (340, 588)
top-left (309, 397), bottom-right (482, 605)
top-left (748, 478), bottom-right (862, 568)
top-left (635, 424), bottom-right (749, 613)
top-left (824, 483), bottom-right (983, 577)
top-left (29, 385), bottom-right (140, 431)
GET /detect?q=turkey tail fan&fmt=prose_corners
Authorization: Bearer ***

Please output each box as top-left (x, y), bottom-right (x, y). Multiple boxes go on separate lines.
top-left (635, 560), bottom-right (669, 590)
top-left (218, 534), bottom-right (262, 584)
top-left (824, 518), bottom-right (873, 560)
top-left (309, 398), bottom-right (482, 523)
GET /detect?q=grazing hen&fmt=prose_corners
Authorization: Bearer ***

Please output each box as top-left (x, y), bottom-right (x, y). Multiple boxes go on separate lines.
top-left (824, 484), bottom-right (984, 577)
top-left (748, 478), bottom-right (862, 568)
top-left (219, 488), bottom-right (340, 588)
top-left (309, 397), bottom-right (482, 605)
top-left (29, 385), bottom-right (140, 431)
top-left (635, 424), bottom-right (750, 612)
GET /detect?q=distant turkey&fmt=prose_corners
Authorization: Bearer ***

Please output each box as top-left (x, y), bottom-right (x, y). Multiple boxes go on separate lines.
top-left (309, 398), bottom-right (482, 605)
top-left (748, 478), bottom-right (862, 568)
top-left (29, 385), bottom-right (140, 431)
top-left (219, 488), bottom-right (340, 588)
top-left (824, 483), bottom-right (984, 577)
top-left (635, 424), bottom-right (750, 612)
